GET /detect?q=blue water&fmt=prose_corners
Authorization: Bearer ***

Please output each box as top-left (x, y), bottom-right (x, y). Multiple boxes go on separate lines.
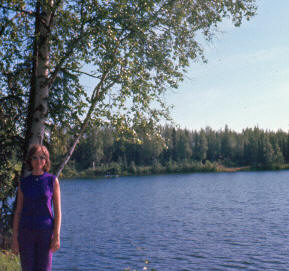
top-left (53, 171), bottom-right (289, 270)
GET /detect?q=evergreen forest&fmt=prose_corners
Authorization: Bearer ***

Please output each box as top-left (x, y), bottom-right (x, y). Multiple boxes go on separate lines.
top-left (51, 125), bottom-right (289, 178)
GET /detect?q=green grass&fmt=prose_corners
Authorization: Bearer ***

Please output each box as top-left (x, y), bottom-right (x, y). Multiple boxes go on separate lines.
top-left (0, 249), bottom-right (156, 271)
top-left (0, 250), bottom-right (21, 271)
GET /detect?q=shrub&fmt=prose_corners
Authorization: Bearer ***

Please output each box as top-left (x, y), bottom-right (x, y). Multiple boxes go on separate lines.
top-left (0, 250), bottom-right (21, 271)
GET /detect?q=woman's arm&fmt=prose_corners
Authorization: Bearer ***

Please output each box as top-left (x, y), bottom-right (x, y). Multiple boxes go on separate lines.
top-left (12, 184), bottom-right (23, 254)
top-left (51, 177), bottom-right (61, 252)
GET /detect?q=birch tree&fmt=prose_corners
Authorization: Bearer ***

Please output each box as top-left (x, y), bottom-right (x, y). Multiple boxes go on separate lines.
top-left (1, 0), bottom-right (256, 236)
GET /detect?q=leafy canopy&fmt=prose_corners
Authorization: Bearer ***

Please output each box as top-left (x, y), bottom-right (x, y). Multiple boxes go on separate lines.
top-left (0, 0), bottom-right (256, 236)
top-left (1, 0), bottom-right (256, 135)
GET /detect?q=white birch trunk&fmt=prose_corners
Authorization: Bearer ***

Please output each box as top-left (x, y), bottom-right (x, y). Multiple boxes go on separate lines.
top-left (30, 1), bottom-right (52, 145)
top-left (23, 1), bottom-right (53, 176)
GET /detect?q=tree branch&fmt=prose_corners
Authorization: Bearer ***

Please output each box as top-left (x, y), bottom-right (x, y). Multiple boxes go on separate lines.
top-left (47, 36), bottom-right (83, 87)
top-left (66, 68), bottom-right (100, 79)
top-left (47, 5), bottom-right (89, 88)
top-left (0, 11), bottom-right (24, 37)
top-left (0, 4), bottom-right (35, 17)
top-left (0, 94), bottom-right (23, 104)
top-left (49, 0), bottom-right (63, 29)
top-left (55, 70), bottom-right (110, 178)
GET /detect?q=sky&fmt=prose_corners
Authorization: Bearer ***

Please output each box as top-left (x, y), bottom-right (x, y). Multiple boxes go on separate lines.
top-left (81, 0), bottom-right (289, 133)
top-left (165, 0), bottom-right (289, 132)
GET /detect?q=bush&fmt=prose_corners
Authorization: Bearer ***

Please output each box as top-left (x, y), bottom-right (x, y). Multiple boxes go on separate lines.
top-left (129, 161), bottom-right (137, 175)
top-left (60, 162), bottom-right (78, 179)
top-left (151, 161), bottom-right (164, 174)
top-left (137, 166), bottom-right (151, 175)
top-left (166, 160), bottom-right (178, 173)
top-left (0, 250), bottom-right (21, 271)
top-left (106, 162), bottom-right (122, 175)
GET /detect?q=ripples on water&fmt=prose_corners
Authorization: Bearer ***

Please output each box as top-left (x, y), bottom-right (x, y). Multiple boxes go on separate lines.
top-left (54, 171), bottom-right (289, 270)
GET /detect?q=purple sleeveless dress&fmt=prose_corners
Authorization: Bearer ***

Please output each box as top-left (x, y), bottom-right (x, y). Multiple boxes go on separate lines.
top-left (19, 172), bottom-right (55, 230)
top-left (18, 172), bottom-right (56, 271)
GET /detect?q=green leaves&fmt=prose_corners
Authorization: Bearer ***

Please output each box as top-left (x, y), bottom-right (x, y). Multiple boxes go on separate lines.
top-left (0, 0), bottom-right (258, 145)
top-left (0, 0), bottom-right (257, 201)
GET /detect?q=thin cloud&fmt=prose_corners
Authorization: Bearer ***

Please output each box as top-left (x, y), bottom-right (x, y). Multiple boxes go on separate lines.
top-left (223, 47), bottom-right (289, 65)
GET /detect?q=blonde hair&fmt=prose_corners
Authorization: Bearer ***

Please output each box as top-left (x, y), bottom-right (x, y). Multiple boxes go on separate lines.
top-left (26, 144), bottom-right (51, 172)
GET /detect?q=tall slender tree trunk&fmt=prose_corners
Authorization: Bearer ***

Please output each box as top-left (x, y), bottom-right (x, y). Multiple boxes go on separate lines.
top-left (22, 0), bottom-right (53, 177)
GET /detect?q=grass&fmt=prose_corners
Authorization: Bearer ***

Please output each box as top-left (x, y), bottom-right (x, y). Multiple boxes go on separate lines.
top-left (0, 250), bottom-right (21, 271)
top-left (0, 249), bottom-right (156, 271)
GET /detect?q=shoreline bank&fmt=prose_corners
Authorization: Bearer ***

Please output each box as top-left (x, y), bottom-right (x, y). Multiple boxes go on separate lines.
top-left (60, 163), bottom-right (289, 179)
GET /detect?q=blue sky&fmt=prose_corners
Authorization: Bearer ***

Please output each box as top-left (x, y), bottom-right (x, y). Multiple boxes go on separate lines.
top-left (81, 1), bottom-right (289, 132)
top-left (166, 0), bottom-right (289, 132)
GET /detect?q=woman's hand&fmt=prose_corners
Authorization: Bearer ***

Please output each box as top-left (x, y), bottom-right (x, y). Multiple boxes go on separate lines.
top-left (12, 237), bottom-right (19, 255)
top-left (50, 234), bottom-right (60, 252)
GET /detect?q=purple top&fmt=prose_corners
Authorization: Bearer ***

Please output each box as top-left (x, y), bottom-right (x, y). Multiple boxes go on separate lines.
top-left (19, 172), bottom-right (55, 231)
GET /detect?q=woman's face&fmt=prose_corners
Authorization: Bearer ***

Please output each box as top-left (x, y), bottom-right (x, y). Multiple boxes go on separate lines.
top-left (31, 149), bottom-right (46, 172)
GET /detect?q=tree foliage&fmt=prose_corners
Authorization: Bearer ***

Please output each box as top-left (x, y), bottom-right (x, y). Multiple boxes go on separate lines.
top-left (54, 125), bottom-right (289, 178)
top-left (1, 0), bottom-right (256, 243)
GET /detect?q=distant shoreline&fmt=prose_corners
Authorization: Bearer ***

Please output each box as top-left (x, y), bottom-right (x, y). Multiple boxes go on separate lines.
top-left (215, 165), bottom-right (251, 172)
top-left (60, 163), bottom-right (289, 179)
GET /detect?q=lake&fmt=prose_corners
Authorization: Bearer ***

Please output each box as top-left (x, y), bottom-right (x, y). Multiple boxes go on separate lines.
top-left (53, 170), bottom-right (289, 270)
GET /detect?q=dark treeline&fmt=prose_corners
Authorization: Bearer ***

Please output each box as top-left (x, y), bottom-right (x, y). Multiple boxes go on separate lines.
top-left (52, 125), bottom-right (289, 178)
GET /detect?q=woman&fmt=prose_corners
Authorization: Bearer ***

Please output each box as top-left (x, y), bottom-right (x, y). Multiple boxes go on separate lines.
top-left (12, 144), bottom-right (61, 271)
